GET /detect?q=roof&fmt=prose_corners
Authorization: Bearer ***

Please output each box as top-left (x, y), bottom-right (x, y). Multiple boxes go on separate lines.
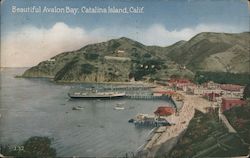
top-left (220, 84), bottom-right (243, 91)
top-left (154, 106), bottom-right (175, 116)
top-left (222, 98), bottom-right (247, 105)
top-left (222, 97), bottom-right (245, 101)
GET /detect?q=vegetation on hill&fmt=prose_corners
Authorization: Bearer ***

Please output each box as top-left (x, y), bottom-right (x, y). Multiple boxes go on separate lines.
top-left (0, 136), bottom-right (56, 157)
top-left (224, 105), bottom-right (250, 144)
top-left (243, 84), bottom-right (250, 99)
top-left (167, 32), bottom-right (250, 73)
top-left (194, 71), bottom-right (250, 85)
top-left (22, 32), bottom-right (250, 83)
top-left (22, 37), bottom-right (184, 82)
top-left (164, 110), bottom-right (249, 158)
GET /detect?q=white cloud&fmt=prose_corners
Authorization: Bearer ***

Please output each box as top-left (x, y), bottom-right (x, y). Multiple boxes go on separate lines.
top-left (1, 22), bottom-right (106, 67)
top-left (139, 23), bottom-right (241, 46)
top-left (1, 22), bottom-right (245, 67)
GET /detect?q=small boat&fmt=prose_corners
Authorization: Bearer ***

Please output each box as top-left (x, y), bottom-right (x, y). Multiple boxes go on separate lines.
top-left (113, 106), bottom-right (125, 110)
top-left (128, 119), bottom-right (134, 123)
top-left (72, 106), bottom-right (84, 110)
top-left (116, 102), bottom-right (125, 106)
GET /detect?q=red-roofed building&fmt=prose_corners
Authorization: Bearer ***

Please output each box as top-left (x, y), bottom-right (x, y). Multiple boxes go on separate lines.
top-left (220, 84), bottom-right (244, 92)
top-left (168, 79), bottom-right (191, 84)
top-left (221, 98), bottom-right (247, 112)
top-left (154, 106), bottom-right (175, 116)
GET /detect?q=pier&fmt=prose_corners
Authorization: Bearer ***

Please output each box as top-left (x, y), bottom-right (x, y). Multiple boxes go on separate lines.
top-left (126, 94), bottom-right (169, 100)
top-left (69, 85), bottom-right (178, 109)
top-left (103, 85), bottom-right (156, 91)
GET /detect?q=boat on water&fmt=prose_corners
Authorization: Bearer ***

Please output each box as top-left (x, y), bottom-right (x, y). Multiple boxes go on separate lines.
top-left (113, 102), bottom-right (126, 110)
top-left (113, 106), bottom-right (125, 110)
top-left (72, 106), bottom-right (85, 110)
top-left (131, 113), bottom-right (171, 127)
top-left (68, 90), bottom-right (126, 99)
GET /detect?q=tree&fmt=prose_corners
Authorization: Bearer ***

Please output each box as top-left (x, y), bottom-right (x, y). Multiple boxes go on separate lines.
top-left (243, 83), bottom-right (250, 99)
top-left (1, 136), bottom-right (56, 157)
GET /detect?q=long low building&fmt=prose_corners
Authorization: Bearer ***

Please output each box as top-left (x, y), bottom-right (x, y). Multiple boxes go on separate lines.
top-left (221, 98), bottom-right (247, 112)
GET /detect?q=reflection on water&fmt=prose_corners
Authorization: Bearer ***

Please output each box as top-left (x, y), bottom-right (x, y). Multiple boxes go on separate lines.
top-left (0, 68), bottom-right (170, 157)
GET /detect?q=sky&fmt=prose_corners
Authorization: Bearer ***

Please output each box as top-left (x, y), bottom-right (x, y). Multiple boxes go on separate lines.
top-left (1, 0), bottom-right (249, 67)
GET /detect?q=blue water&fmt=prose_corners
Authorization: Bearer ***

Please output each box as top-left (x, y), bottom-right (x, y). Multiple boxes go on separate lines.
top-left (0, 68), bottom-right (170, 157)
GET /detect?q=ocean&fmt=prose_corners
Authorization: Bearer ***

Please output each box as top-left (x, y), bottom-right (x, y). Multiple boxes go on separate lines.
top-left (0, 68), bottom-right (170, 157)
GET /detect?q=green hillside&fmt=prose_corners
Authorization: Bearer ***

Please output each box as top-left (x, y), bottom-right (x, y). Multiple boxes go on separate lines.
top-left (167, 32), bottom-right (250, 73)
top-left (22, 32), bottom-right (249, 83)
top-left (164, 110), bottom-right (249, 158)
top-left (22, 37), bottom-right (192, 82)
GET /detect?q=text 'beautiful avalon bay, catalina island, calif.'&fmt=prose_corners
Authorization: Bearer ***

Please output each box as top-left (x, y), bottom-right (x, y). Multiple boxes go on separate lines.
top-left (11, 6), bottom-right (144, 15)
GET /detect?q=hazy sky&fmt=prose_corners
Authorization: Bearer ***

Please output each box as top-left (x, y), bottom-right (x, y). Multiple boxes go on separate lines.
top-left (1, 0), bottom-right (249, 67)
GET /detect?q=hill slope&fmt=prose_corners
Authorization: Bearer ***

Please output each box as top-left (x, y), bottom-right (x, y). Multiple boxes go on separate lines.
top-left (22, 32), bottom-right (249, 82)
top-left (22, 37), bottom-right (192, 82)
top-left (166, 32), bottom-right (250, 73)
top-left (164, 110), bottom-right (249, 158)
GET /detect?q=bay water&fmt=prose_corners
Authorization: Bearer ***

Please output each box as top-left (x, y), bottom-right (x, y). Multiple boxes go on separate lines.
top-left (0, 68), bottom-right (169, 157)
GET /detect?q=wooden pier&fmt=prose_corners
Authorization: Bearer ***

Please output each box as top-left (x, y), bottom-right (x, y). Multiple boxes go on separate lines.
top-left (126, 94), bottom-right (170, 100)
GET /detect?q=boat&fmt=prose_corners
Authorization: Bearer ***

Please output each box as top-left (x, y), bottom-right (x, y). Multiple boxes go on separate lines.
top-left (113, 106), bottom-right (125, 110)
top-left (113, 102), bottom-right (126, 110)
top-left (114, 105), bottom-right (125, 110)
top-left (72, 106), bottom-right (84, 110)
top-left (132, 113), bottom-right (171, 127)
top-left (68, 90), bottom-right (126, 99)
top-left (128, 119), bottom-right (134, 123)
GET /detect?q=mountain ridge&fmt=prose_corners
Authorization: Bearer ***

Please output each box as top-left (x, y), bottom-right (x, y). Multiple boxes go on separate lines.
top-left (22, 32), bottom-right (250, 82)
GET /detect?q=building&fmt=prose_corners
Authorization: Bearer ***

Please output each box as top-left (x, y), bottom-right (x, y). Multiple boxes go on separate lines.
top-left (220, 84), bottom-right (245, 98)
top-left (191, 88), bottom-right (223, 96)
top-left (221, 98), bottom-right (247, 112)
top-left (202, 81), bottom-right (220, 89)
top-left (154, 106), bottom-right (175, 116)
top-left (220, 84), bottom-right (244, 92)
top-left (167, 79), bottom-right (193, 91)
top-left (204, 92), bottom-right (221, 102)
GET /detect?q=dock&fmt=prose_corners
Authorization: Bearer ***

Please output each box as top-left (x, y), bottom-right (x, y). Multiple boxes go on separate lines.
top-left (126, 94), bottom-right (169, 100)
